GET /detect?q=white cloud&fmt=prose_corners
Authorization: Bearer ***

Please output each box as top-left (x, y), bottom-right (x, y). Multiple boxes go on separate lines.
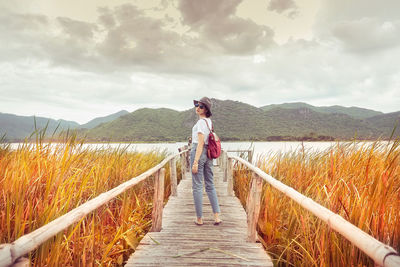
top-left (314, 0), bottom-right (400, 54)
top-left (332, 18), bottom-right (400, 53)
top-left (0, 0), bottom-right (399, 124)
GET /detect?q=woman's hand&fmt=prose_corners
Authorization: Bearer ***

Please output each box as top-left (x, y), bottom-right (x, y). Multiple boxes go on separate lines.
top-left (192, 162), bottom-right (198, 174)
top-left (192, 133), bottom-right (204, 174)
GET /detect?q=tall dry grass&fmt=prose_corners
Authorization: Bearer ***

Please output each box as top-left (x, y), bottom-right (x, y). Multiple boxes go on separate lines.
top-left (0, 136), bottom-right (181, 266)
top-left (234, 140), bottom-right (400, 266)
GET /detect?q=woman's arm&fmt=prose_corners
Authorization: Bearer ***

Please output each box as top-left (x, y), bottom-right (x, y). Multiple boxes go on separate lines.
top-left (192, 132), bottom-right (205, 174)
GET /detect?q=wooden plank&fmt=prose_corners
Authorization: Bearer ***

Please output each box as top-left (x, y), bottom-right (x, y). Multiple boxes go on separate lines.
top-left (127, 166), bottom-right (273, 267)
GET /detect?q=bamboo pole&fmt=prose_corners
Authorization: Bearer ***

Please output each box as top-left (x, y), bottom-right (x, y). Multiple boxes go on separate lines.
top-left (246, 173), bottom-right (263, 242)
top-left (0, 150), bottom-right (188, 267)
top-left (169, 158), bottom-right (177, 196)
top-left (229, 155), bottom-right (400, 267)
top-left (150, 168), bottom-right (165, 232)
top-left (227, 158), bottom-right (234, 196)
top-left (0, 245), bottom-right (11, 267)
top-left (12, 257), bottom-right (30, 267)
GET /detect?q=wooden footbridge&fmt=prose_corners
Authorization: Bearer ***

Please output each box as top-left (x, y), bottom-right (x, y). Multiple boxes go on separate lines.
top-left (126, 161), bottom-right (272, 266)
top-left (1, 147), bottom-right (399, 267)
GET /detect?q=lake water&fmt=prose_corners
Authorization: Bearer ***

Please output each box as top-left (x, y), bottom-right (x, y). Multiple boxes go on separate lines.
top-left (81, 141), bottom-right (378, 156)
top-left (8, 141), bottom-right (371, 158)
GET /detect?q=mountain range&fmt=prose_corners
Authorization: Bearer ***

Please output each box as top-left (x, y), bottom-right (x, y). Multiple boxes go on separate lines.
top-left (1, 100), bottom-right (399, 142)
top-left (0, 110), bottom-right (129, 140)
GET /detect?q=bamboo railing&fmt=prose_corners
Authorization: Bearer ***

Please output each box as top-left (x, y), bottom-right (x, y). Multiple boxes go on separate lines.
top-left (0, 148), bottom-right (190, 267)
top-left (226, 149), bottom-right (253, 163)
top-left (221, 150), bottom-right (400, 267)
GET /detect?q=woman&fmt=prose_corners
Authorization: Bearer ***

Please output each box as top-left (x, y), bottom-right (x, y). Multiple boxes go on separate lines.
top-left (190, 97), bottom-right (222, 226)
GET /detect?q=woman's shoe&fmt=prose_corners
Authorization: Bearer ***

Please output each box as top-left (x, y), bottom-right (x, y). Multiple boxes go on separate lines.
top-left (213, 219), bottom-right (222, 225)
top-left (194, 220), bottom-right (204, 226)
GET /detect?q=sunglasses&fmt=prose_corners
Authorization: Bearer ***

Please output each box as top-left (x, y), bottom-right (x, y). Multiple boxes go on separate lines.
top-left (194, 103), bottom-right (205, 109)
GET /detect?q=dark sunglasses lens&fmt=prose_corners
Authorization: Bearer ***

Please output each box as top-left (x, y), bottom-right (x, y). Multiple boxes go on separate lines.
top-left (194, 103), bottom-right (205, 109)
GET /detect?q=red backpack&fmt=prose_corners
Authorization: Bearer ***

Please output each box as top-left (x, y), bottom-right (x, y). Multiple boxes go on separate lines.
top-left (202, 119), bottom-right (221, 159)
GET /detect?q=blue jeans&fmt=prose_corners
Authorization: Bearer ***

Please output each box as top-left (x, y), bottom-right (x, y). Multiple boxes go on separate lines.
top-left (190, 144), bottom-right (221, 218)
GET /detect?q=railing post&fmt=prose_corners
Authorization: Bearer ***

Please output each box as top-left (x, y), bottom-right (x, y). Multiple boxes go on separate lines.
top-left (246, 172), bottom-right (263, 242)
top-left (248, 150), bottom-right (253, 164)
top-left (169, 158), bottom-right (177, 196)
top-left (223, 151), bottom-right (228, 182)
top-left (216, 149), bottom-right (220, 167)
top-left (227, 158), bottom-right (234, 196)
top-left (185, 146), bottom-right (191, 172)
top-left (186, 149), bottom-right (190, 172)
top-left (180, 154), bottom-right (186, 180)
top-left (150, 168), bottom-right (165, 232)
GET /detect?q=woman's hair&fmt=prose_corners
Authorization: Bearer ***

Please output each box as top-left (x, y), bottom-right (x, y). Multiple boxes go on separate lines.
top-left (205, 108), bottom-right (212, 118)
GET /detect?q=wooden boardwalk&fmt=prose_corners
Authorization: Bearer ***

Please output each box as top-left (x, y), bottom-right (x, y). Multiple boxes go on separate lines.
top-left (126, 166), bottom-right (273, 266)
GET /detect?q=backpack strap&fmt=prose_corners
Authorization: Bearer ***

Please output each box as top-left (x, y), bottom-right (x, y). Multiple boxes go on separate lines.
top-left (202, 119), bottom-right (214, 132)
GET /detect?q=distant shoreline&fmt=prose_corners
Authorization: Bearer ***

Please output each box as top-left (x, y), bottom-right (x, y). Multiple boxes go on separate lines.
top-left (3, 138), bottom-right (394, 144)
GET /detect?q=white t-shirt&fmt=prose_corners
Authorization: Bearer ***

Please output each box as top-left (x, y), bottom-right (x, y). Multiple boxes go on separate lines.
top-left (192, 118), bottom-right (212, 145)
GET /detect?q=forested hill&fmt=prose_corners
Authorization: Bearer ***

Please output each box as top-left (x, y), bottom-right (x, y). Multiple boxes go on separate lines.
top-left (0, 110), bottom-right (128, 140)
top-left (1, 100), bottom-right (398, 141)
top-left (260, 102), bottom-right (383, 119)
top-left (83, 99), bottom-right (399, 142)
top-left (0, 112), bottom-right (80, 140)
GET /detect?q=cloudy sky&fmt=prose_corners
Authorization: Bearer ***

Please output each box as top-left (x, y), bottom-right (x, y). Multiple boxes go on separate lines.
top-left (1, 0), bottom-right (399, 124)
